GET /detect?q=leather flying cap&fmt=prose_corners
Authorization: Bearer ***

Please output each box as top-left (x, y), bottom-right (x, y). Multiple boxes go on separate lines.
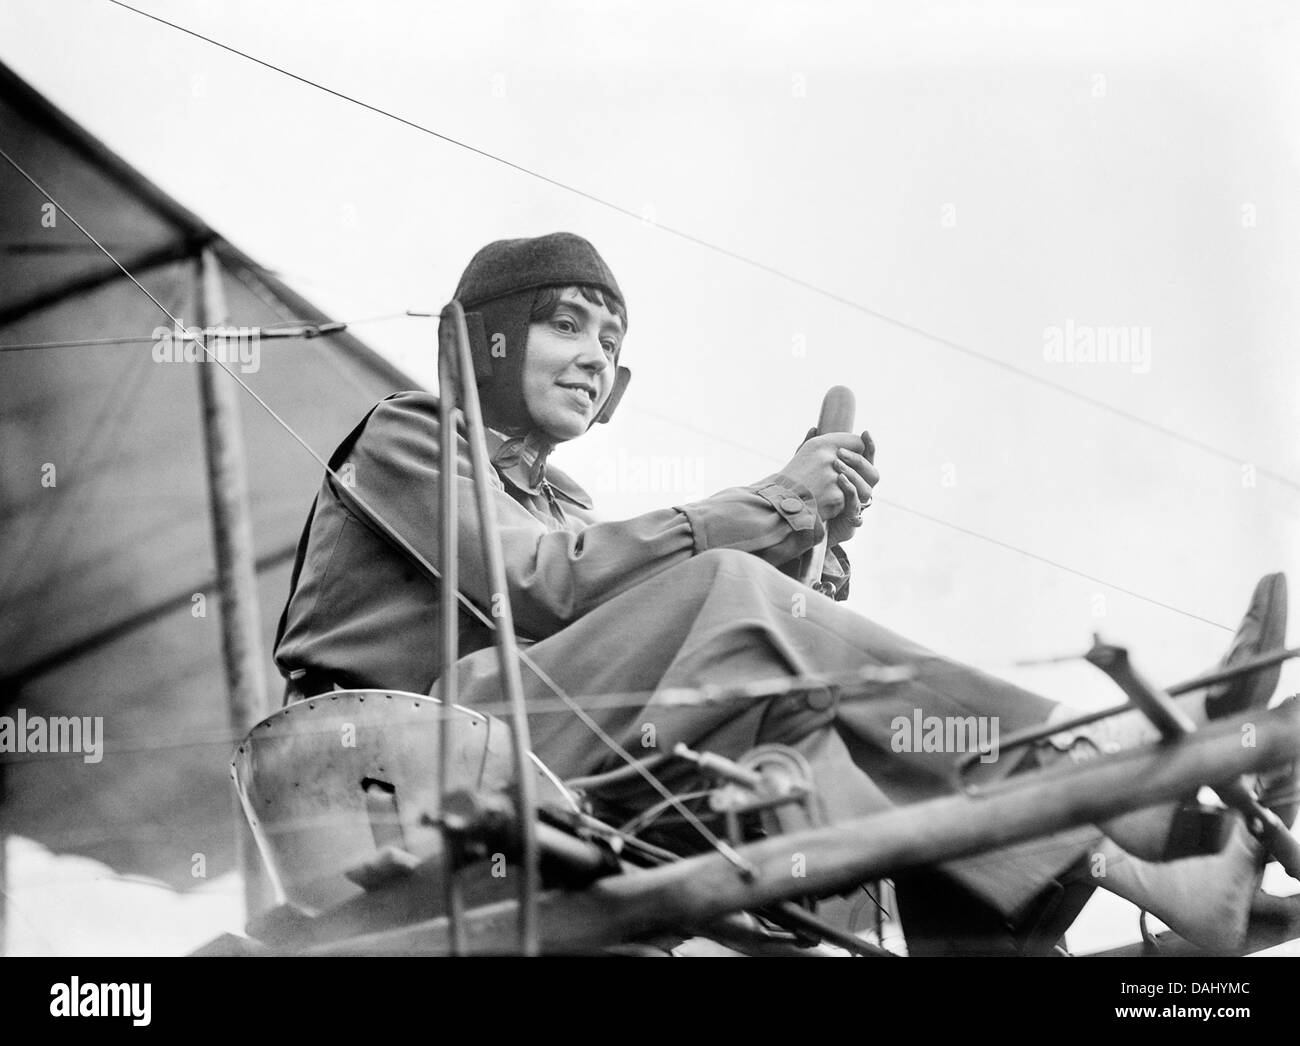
top-left (455, 231), bottom-right (626, 322)
top-left (452, 232), bottom-right (630, 434)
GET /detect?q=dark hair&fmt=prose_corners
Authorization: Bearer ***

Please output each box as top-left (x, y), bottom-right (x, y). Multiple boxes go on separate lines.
top-left (530, 284), bottom-right (627, 331)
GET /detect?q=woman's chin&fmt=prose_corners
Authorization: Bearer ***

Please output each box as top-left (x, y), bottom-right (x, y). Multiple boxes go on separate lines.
top-left (536, 414), bottom-right (588, 442)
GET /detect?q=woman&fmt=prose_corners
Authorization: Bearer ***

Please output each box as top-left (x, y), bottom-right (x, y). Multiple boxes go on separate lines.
top-left (275, 232), bottom-right (1294, 953)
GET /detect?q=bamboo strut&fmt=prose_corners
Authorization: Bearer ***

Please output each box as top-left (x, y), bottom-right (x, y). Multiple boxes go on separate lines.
top-left (303, 700), bottom-right (1300, 955)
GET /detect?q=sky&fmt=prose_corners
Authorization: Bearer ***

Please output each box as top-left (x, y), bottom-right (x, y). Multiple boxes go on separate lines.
top-left (2, 0), bottom-right (1299, 954)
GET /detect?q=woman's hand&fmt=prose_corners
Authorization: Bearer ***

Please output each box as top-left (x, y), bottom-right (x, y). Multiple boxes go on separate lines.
top-left (782, 428), bottom-right (879, 544)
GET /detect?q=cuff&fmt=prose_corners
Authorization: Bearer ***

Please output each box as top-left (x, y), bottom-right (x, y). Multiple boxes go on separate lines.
top-left (675, 474), bottom-right (823, 559)
top-left (754, 473), bottom-right (821, 537)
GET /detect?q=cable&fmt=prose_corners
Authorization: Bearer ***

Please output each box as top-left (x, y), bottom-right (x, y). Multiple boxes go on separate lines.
top-left (1, 335), bottom-right (163, 351)
top-left (0, 666), bottom-right (916, 769)
top-left (0, 312), bottom-right (424, 352)
top-left (104, 0), bottom-right (1300, 496)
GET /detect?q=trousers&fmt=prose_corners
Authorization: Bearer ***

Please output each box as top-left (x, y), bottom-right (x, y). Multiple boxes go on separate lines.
top-left (446, 548), bottom-right (1102, 916)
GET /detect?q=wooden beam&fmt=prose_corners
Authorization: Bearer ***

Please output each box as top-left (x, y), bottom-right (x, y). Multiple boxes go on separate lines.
top-left (0, 240), bottom-right (201, 328)
top-left (195, 248), bottom-right (272, 922)
top-left (302, 701), bottom-right (1300, 954)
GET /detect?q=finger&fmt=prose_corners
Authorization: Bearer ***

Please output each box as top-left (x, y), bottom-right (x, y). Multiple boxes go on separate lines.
top-left (835, 462), bottom-right (872, 503)
top-left (801, 426), bottom-right (818, 447)
top-left (835, 471), bottom-right (863, 512)
top-left (824, 483), bottom-right (847, 521)
top-left (860, 429), bottom-right (876, 465)
top-left (828, 476), bottom-right (862, 545)
top-left (836, 448), bottom-right (880, 488)
top-left (834, 460), bottom-right (872, 502)
top-left (813, 432), bottom-right (866, 454)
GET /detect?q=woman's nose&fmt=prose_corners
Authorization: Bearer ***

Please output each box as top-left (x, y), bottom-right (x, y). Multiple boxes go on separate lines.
top-left (576, 335), bottom-right (611, 372)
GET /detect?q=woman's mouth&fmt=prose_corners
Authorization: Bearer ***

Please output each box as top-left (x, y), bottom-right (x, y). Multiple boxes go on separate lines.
top-left (557, 382), bottom-right (596, 407)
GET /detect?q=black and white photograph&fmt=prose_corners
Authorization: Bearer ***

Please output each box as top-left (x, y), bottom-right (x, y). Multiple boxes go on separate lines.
top-left (1, 0), bottom-right (1298, 1000)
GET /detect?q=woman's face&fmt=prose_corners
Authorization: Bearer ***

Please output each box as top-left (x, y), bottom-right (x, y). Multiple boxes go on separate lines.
top-left (522, 288), bottom-right (624, 442)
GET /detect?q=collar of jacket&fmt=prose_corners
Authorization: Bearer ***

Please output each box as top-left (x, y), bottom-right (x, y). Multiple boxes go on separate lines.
top-left (481, 424), bottom-right (594, 510)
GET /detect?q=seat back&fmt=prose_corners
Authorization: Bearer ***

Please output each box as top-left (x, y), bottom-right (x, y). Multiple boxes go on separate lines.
top-left (231, 689), bottom-right (574, 913)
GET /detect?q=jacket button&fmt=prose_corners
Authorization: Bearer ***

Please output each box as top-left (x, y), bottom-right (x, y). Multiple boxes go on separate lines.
top-left (779, 496), bottom-right (804, 515)
top-left (805, 685), bottom-right (835, 712)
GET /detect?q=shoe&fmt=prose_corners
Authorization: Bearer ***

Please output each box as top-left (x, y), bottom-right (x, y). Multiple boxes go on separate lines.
top-left (1093, 696), bottom-right (1300, 953)
top-left (1093, 821), bottom-right (1262, 952)
top-left (1204, 573), bottom-right (1288, 721)
top-left (1255, 694), bottom-right (1300, 827)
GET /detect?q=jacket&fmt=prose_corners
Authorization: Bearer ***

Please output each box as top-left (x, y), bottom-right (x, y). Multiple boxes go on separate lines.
top-left (274, 390), bottom-right (850, 696)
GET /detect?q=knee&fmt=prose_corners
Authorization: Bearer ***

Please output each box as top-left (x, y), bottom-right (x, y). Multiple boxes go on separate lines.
top-left (694, 547), bottom-right (754, 571)
top-left (690, 547), bottom-right (783, 584)
top-left (659, 549), bottom-right (803, 611)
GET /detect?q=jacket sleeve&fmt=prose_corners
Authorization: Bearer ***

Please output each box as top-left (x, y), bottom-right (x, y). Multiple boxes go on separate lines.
top-left (343, 394), bottom-right (827, 639)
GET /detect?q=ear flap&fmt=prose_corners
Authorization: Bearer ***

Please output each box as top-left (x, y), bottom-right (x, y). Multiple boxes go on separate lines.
top-left (594, 365), bottom-right (631, 425)
top-left (462, 310), bottom-right (494, 382)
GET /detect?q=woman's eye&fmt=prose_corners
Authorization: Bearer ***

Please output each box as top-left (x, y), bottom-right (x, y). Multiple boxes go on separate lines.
top-left (601, 340), bottom-right (618, 355)
top-left (554, 316), bottom-right (578, 333)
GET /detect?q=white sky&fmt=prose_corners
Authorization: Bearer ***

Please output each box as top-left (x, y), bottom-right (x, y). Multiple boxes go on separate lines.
top-left (3, 0), bottom-right (1299, 954)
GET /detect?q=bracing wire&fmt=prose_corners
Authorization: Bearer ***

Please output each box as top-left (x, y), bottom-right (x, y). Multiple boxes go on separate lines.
top-left (104, 0), bottom-right (1300, 497)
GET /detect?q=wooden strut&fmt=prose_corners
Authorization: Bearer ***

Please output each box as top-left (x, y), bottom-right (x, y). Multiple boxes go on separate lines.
top-left (955, 642), bottom-right (1300, 783)
top-left (436, 314), bottom-right (464, 955)
top-left (299, 701), bottom-right (1300, 955)
top-left (196, 248), bottom-right (271, 921)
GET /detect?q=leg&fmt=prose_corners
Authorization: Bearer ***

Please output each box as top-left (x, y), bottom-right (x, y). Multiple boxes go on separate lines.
top-left (452, 549), bottom-right (1091, 915)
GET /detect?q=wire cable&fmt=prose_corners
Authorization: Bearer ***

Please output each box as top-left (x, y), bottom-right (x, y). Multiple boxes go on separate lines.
top-left (0, 312), bottom-right (423, 352)
top-left (104, 0), bottom-right (1300, 496)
